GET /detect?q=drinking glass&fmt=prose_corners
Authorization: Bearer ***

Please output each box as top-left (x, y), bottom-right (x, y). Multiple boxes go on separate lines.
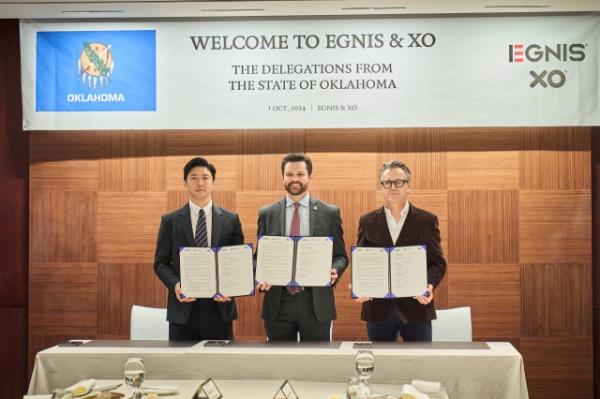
top-left (355, 349), bottom-right (375, 382)
top-left (124, 357), bottom-right (145, 399)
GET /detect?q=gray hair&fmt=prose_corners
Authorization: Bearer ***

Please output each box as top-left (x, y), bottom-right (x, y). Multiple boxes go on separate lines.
top-left (379, 160), bottom-right (412, 182)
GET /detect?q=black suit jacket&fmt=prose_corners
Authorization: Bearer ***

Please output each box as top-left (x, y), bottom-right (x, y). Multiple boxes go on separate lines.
top-left (257, 197), bottom-right (348, 323)
top-left (154, 203), bottom-right (244, 325)
top-left (357, 204), bottom-right (446, 324)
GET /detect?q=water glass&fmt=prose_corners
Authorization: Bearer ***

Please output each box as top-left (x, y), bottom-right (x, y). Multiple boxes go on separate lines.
top-left (355, 349), bottom-right (375, 382)
top-left (124, 357), bottom-right (145, 399)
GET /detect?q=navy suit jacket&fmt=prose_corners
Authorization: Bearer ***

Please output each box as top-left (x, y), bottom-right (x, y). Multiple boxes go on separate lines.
top-left (154, 203), bottom-right (244, 324)
top-left (357, 204), bottom-right (446, 324)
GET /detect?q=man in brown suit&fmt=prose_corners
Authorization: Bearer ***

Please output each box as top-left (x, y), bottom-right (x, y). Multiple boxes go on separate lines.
top-left (356, 160), bottom-right (446, 341)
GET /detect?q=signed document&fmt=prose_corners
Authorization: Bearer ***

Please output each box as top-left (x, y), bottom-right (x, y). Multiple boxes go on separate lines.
top-left (256, 235), bottom-right (333, 287)
top-left (351, 245), bottom-right (427, 298)
top-left (180, 245), bottom-right (254, 298)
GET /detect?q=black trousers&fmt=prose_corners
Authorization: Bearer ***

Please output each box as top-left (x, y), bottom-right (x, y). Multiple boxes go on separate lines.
top-left (264, 289), bottom-right (331, 341)
top-left (169, 299), bottom-right (232, 341)
top-left (367, 303), bottom-right (432, 342)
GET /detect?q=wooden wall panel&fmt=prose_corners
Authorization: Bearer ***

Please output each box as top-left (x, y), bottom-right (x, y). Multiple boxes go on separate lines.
top-left (97, 263), bottom-right (167, 338)
top-left (30, 191), bottom-right (97, 263)
top-left (448, 190), bottom-right (519, 264)
top-left (377, 128), bottom-right (447, 190)
top-left (100, 131), bottom-right (166, 192)
top-left (26, 127), bottom-right (595, 399)
top-left (97, 192), bottom-right (167, 264)
top-left (311, 190), bottom-right (377, 341)
top-left (307, 130), bottom-right (377, 191)
top-left (521, 127), bottom-right (590, 190)
top-left (519, 191), bottom-right (591, 264)
top-left (30, 263), bottom-right (97, 335)
top-left (446, 128), bottom-right (519, 190)
top-left (235, 191), bottom-right (283, 244)
top-left (240, 130), bottom-right (304, 190)
top-left (233, 295), bottom-right (265, 340)
top-left (522, 264), bottom-right (592, 338)
top-left (520, 338), bottom-right (593, 399)
top-left (431, 272), bottom-right (448, 310)
top-left (167, 130), bottom-right (241, 191)
top-left (409, 190), bottom-right (449, 257)
top-left (448, 264), bottom-right (521, 338)
top-left (31, 133), bottom-right (99, 191)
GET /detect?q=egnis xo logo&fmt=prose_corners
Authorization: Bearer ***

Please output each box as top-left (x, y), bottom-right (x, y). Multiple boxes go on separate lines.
top-left (78, 42), bottom-right (114, 89)
top-left (508, 42), bottom-right (587, 89)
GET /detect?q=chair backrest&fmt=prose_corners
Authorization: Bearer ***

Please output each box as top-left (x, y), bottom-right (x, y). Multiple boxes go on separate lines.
top-left (130, 305), bottom-right (169, 340)
top-left (431, 306), bottom-right (472, 342)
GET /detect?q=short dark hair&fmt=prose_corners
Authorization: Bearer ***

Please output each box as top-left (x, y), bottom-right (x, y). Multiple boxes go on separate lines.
top-left (281, 153), bottom-right (313, 176)
top-left (379, 160), bottom-right (412, 182)
top-left (183, 157), bottom-right (216, 181)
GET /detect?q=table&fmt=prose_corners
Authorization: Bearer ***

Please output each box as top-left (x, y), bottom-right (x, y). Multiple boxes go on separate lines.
top-left (25, 379), bottom-right (450, 399)
top-left (28, 341), bottom-right (528, 398)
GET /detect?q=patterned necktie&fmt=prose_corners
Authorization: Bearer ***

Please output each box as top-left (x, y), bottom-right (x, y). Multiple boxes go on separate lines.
top-left (287, 202), bottom-right (301, 294)
top-left (195, 209), bottom-right (208, 247)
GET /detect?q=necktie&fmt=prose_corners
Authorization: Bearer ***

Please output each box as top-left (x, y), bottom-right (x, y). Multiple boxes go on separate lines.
top-left (290, 202), bottom-right (301, 236)
top-left (287, 202), bottom-right (301, 294)
top-left (195, 209), bottom-right (208, 247)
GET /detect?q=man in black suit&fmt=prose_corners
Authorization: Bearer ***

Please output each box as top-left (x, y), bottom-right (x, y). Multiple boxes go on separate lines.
top-left (154, 157), bottom-right (244, 341)
top-left (256, 153), bottom-right (348, 341)
top-left (356, 160), bottom-right (446, 341)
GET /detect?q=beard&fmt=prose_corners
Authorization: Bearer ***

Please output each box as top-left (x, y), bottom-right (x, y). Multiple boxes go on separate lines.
top-left (284, 181), bottom-right (308, 196)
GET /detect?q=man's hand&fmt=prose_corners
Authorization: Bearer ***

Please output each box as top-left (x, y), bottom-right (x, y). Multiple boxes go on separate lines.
top-left (330, 268), bottom-right (339, 285)
top-left (256, 282), bottom-right (272, 292)
top-left (414, 284), bottom-right (434, 305)
top-left (175, 282), bottom-right (196, 303)
top-left (348, 283), bottom-right (371, 303)
top-left (213, 294), bottom-right (231, 302)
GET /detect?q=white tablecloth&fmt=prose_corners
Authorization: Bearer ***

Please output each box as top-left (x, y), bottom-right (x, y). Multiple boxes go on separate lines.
top-left (27, 341), bottom-right (528, 399)
top-left (25, 379), bottom-right (450, 399)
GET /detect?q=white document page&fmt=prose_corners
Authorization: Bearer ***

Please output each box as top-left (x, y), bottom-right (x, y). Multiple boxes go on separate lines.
top-left (351, 247), bottom-right (390, 298)
top-left (390, 245), bottom-right (428, 298)
top-left (217, 245), bottom-right (254, 297)
top-left (256, 236), bottom-right (295, 286)
top-left (180, 247), bottom-right (217, 298)
top-left (294, 236), bottom-right (333, 287)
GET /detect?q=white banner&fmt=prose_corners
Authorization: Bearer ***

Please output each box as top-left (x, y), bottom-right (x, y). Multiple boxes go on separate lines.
top-left (20, 15), bottom-right (600, 130)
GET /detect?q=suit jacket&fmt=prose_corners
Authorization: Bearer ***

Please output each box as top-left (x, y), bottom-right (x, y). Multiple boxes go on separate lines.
top-left (358, 204), bottom-right (446, 324)
top-left (154, 203), bottom-right (244, 325)
top-left (257, 196), bottom-right (348, 323)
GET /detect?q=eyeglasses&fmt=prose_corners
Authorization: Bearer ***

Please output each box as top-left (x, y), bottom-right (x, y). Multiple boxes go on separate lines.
top-left (380, 180), bottom-right (409, 189)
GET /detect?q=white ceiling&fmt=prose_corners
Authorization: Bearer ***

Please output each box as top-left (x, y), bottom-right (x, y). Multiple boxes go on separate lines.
top-left (0, 0), bottom-right (599, 19)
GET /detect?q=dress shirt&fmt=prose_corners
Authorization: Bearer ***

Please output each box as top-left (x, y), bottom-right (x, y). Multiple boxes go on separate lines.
top-left (384, 201), bottom-right (410, 244)
top-left (189, 200), bottom-right (212, 247)
top-left (285, 194), bottom-right (310, 237)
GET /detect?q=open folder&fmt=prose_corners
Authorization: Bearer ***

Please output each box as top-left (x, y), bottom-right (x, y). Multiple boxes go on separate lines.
top-left (255, 235), bottom-right (333, 287)
top-left (351, 245), bottom-right (427, 298)
top-left (180, 244), bottom-right (255, 298)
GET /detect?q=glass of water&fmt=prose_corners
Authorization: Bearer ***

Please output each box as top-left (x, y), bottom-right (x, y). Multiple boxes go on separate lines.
top-left (355, 349), bottom-right (375, 382)
top-left (124, 357), bottom-right (145, 399)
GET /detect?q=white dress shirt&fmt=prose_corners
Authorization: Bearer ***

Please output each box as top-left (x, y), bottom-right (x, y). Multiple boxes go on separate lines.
top-left (189, 200), bottom-right (212, 246)
top-left (384, 201), bottom-right (410, 244)
top-left (285, 194), bottom-right (310, 237)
